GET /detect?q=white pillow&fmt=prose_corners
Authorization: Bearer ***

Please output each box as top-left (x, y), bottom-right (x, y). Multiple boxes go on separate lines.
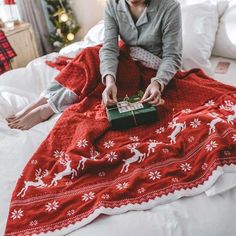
top-left (59, 40), bottom-right (98, 58)
top-left (180, 0), bottom-right (219, 75)
top-left (59, 20), bottom-right (105, 58)
top-left (84, 20), bottom-right (105, 44)
top-left (217, 0), bottom-right (230, 17)
top-left (212, 0), bottom-right (236, 59)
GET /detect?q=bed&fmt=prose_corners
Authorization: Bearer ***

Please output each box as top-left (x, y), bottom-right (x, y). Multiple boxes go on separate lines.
top-left (1, 0), bottom-right (236, 235)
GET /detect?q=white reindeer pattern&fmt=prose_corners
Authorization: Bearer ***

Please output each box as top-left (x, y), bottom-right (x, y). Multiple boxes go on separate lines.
top-left (207, 113), bottom-right (225, 134)
top-left (120, 143), bottom-right (146, 173)
top-left (168, 118), bottom-right (186, 144)
top-left (49, 155), bottom-right (77, 187)
top-left (17, 169), bottom-right (48, 198)
top-left (77, 147), bottom-right (100, 171)
top-left (147, 140), bottom-right (162, 157)
top-left (77, 156), bottom-right (86, 171)
top-left (220, 100), bottom-right (236, 124)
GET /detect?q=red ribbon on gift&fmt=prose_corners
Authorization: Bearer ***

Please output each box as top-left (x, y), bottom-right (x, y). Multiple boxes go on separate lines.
top-left (4, 0), bottom-right (16, 5)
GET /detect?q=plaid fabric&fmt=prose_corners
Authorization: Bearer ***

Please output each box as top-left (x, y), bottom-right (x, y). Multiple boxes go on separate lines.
top-left (0, 30), bottom-right (17, 75)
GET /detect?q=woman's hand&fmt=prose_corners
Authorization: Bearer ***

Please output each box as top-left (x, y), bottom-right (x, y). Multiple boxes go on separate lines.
top-left (141, 81), bottom-right (165, 106)
top-left (102, 75), bottom-right (118, 107)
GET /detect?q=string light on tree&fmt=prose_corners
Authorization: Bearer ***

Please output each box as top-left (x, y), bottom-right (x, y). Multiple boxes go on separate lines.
top-left (60, 12), bottom-right (69, 22)
top-left (45, 0), bottom-right (80, 50)
top-left (67, 33), bottom-right (75, 41)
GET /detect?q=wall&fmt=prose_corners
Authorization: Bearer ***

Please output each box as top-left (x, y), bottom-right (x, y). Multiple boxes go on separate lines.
top-left (70, 0), bottom-right (105, 39)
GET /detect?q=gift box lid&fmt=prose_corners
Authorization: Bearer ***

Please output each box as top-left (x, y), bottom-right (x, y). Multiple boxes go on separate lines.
top-left (107, 102), bottom-right (156, 121)
top-left (106, 92), bottom-right (157, 130)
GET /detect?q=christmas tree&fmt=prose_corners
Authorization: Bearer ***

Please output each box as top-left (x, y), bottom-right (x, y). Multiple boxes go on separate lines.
top-left (45, 0), bottom-right (80, 49)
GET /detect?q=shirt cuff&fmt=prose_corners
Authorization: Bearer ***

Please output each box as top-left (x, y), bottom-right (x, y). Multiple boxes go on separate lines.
top-left (101, 72), bottom-right (117, 85)
top-left (150, 77), bottom-right (165, 92)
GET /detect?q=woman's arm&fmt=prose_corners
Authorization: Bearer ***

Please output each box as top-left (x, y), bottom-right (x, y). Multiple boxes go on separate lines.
top-left (151, 2), bottom-right (183, 90)
top-left (99, 0), bottom-right (120, 85)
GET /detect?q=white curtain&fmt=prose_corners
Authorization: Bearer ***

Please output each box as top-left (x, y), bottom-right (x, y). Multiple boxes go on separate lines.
top-left (17, 0), bottom-right (53, 55)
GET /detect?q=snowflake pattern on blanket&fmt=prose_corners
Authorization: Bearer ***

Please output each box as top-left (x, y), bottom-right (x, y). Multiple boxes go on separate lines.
top-left (5, 44), bottom-right (236, 236)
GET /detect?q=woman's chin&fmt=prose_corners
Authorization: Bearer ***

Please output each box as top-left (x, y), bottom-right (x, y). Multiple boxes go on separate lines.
top-left (126, 0), bottom-right (145, 7)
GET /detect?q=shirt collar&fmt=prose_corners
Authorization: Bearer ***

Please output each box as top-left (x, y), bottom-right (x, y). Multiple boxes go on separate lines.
top-left (117, 0), bottom-right (159, 13)
top-left (117, 0), bottom-right (159, 27)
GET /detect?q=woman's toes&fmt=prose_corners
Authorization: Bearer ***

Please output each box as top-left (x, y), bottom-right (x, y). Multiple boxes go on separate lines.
top-left (8, 120), bottom-right (19, 126)
top-left (16, 125), bottom-right (24, 130)
top-left (8, 123), bottom-right (15, 129)
top-left (14, 124), bottom-right (23, 130)
top-left (9, 120), bottom-right (19, 129)
top-left (7, 115), bottom-right (15, 119)
top-left (6, 116), bottom-right (16, 122)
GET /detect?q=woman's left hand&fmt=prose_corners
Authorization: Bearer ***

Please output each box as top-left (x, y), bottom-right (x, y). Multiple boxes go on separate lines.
top-left (141, 81), bottom-right (165, 106)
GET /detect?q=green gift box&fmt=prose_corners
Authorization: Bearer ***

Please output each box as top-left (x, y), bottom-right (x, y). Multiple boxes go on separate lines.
top-left (106, 91), bottom-right (157, 130)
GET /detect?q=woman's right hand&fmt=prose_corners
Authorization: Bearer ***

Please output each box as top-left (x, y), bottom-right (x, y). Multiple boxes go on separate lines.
top-left (102, 75), bottom-right (118, 107)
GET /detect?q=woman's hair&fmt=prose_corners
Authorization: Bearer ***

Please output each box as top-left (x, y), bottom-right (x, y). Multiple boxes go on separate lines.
top-left (115, 0), bottom-right (151, 5)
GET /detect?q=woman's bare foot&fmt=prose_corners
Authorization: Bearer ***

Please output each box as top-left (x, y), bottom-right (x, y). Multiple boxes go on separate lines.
top-left (8, 103), bottom-right (55, 130)
top-left (6, 97), bottom-right (48, 122)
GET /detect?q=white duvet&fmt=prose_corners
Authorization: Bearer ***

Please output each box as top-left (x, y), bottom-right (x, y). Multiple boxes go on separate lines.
top-left (1, 52), bottom-right (236, 236)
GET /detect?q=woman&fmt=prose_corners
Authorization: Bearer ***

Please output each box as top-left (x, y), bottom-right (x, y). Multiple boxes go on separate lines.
top-left (7, 0), bottom-right (182, 130)
top-left (101, 0), bottom-right (182, 107)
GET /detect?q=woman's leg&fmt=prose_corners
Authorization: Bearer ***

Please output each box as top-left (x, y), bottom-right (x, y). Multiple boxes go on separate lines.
top-left (6, 96), bottom-right (48, 122)
top-left (6, 80), bottom-right (62, 122)
top-left (8, 103), bottom-right (55, 130)
top-left (7, 81), bottom-right (78, 130)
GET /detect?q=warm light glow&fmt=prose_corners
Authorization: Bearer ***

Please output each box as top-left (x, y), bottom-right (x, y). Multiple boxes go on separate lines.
top-left (60, 13), bottom-right (69, 22)
top-left (97, 0), bottom-right (106, 7)
top-left (67, 33), bottom-right (75, 41)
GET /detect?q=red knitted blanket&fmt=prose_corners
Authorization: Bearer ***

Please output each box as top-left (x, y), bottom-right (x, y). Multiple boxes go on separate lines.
top-left (5, 44), bottom-right (236, 235)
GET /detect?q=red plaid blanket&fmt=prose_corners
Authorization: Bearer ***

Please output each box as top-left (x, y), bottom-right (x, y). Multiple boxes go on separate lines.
top-left (5, 44), bottom-right (236, 235)
top-left (0, 30), bottom-right (16, 75)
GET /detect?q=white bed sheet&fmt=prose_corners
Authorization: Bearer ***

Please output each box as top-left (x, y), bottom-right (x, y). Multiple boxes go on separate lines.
top-left (0, 54), bottom-right (236, 236)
